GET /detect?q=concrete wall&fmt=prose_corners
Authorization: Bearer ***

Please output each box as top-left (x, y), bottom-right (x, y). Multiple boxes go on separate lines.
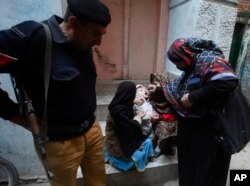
top-left (0, 0), bottom-right (62, 177)
top-left (166, 0), bottom-right (238, 75)
top-left (236, 26), bottom-right (250, 100)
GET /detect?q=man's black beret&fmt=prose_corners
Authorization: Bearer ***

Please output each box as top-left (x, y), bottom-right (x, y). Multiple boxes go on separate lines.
top-left (67, 0), bottom-right (111, 27)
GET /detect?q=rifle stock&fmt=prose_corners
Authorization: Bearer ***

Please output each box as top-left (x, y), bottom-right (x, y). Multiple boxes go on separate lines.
top-left (24, 99), bottom-right (54, 180)
top-left (11, 75), bottom-right (53, 180)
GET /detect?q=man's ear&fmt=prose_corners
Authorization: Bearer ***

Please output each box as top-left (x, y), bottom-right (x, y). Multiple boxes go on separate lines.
top-left (68, 16), bottom-right (79, 30)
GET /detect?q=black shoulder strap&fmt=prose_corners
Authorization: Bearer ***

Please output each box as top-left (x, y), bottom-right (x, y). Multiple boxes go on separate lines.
top-left (40, 23), bottom-right (52, 137)
top-left (11, 22), bottom-right (52, 139)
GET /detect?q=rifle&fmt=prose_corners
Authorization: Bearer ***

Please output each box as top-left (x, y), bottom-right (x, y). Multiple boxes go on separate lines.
top-left (11, 76), bottom-right (54, 180)
top-left (7, 22), bottom-right (53, 180)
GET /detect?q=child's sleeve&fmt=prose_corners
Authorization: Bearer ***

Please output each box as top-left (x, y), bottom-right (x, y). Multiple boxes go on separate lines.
top-left (159, 113), bottom-right (176, 122)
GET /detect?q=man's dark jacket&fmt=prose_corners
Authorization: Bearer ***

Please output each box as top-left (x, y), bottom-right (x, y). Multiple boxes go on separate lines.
top-left (0, 16), bottom-right (97, 140)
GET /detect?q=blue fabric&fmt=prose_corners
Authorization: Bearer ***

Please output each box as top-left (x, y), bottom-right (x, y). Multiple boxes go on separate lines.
top-left (105, 139), bottom-right (154, 172)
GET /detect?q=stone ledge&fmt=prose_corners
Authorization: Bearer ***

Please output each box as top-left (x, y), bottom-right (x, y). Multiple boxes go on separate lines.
top-left (76, 154), bottom-right (177, 176)
top-left (97, 96), bottom-right (113, 105)
top-left (104, 154), bottom-right (178, 175)
top-left (77, 154), bottom-right (178, 186)
top-left (75, 121), bottom-right (179, 186)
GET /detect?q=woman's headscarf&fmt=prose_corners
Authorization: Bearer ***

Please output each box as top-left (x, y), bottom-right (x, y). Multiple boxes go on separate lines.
top-left (165, 38), bottom-right (238, 117)
top-left (108, 81), bottom-right (136, 118)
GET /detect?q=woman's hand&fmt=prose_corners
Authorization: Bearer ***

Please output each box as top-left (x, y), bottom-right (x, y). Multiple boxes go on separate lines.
top-left (133, 111), bottom-right (145, 124)
top-left (150, 112), bottom-right (159, 123)
top-left (136, 111), bottom-right (145, 118)
top-left (147, 84), bottom-right (157, 93)
top-left (134, 98), bottom-right (144, 106)
top-left (181, 93), bottom-right (192, 107)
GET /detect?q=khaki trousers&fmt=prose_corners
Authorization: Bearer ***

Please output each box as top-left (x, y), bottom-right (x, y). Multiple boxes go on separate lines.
top-left (44, 121), bottom-right (106, 186)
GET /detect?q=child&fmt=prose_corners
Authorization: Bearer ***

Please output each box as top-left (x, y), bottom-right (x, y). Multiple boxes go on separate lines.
top-left (149, 72), bottom-right (178, 157)
top-left (133, 84), bottom-right (155, 138)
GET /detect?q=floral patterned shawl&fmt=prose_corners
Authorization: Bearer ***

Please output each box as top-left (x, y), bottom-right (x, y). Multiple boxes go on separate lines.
top-left (164, 38), bottom-right (238, 117)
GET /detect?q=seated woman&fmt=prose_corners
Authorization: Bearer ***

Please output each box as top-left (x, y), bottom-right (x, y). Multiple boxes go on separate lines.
top-left (104, 81), bottom-right (155, 172)
top-left (149, 73), bottom-right (178, 157)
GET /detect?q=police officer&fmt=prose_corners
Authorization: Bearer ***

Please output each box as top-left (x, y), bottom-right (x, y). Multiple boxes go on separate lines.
top-left (0, 0), bottom-right (111, 185)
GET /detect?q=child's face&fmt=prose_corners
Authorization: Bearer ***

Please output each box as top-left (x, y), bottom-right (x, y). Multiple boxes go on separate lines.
top-left (137, 86), bottom-right (149, 99)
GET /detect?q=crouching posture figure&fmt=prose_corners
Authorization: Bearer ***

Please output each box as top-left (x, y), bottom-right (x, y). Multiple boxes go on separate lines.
top-left (105, 81), bottom-right (155, 172)
top-left (148, 73), bottom-right (178, 157)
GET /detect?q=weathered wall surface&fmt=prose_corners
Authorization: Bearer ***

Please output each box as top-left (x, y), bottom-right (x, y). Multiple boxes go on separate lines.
top-left (0, 0), bottom-right (62, 29)
top-left (166, 0), bottom-right (198, 75)
top-left (235, 0), bottom-right (250, 101)
top-left (0, 0), bottom-right (62, 177)
top-left (166, 0), bottom-right (238, 75)
top-left (236, 27), bottom-right (250, 100)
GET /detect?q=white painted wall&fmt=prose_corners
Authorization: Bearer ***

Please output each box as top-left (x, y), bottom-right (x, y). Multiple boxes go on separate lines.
top-left (166, 0), bottom-right (238, 75)
top-left (0, 0), bottom-right (62, 177)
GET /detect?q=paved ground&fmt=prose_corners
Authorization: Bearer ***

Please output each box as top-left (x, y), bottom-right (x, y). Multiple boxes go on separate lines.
top-left (226, 142), bottom-right (250, 186)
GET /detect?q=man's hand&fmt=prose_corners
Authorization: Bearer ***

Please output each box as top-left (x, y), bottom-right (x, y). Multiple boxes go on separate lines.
top-left (9, 115), bottom-right (31, 131)
top-left (9, 115), bottom-right (24, 124)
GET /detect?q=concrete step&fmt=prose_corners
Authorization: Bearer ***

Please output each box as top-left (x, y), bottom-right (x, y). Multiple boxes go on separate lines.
top-left (76, 121), bottom-right (179, 186)
top-left (95, 73), bottom-right (179, 96)
top-left (20, 178), bottom-right (179, 186)
top-left (96, 80), bottom-right (150, 96)
top-left (104, 155), bottom-right (178, 186)
top-left (99, 121), bottom-right (106, 136)
top-left (95, 96), bottom-right (113, 121)
top-left (76, 154), bottom-right (178, 186)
